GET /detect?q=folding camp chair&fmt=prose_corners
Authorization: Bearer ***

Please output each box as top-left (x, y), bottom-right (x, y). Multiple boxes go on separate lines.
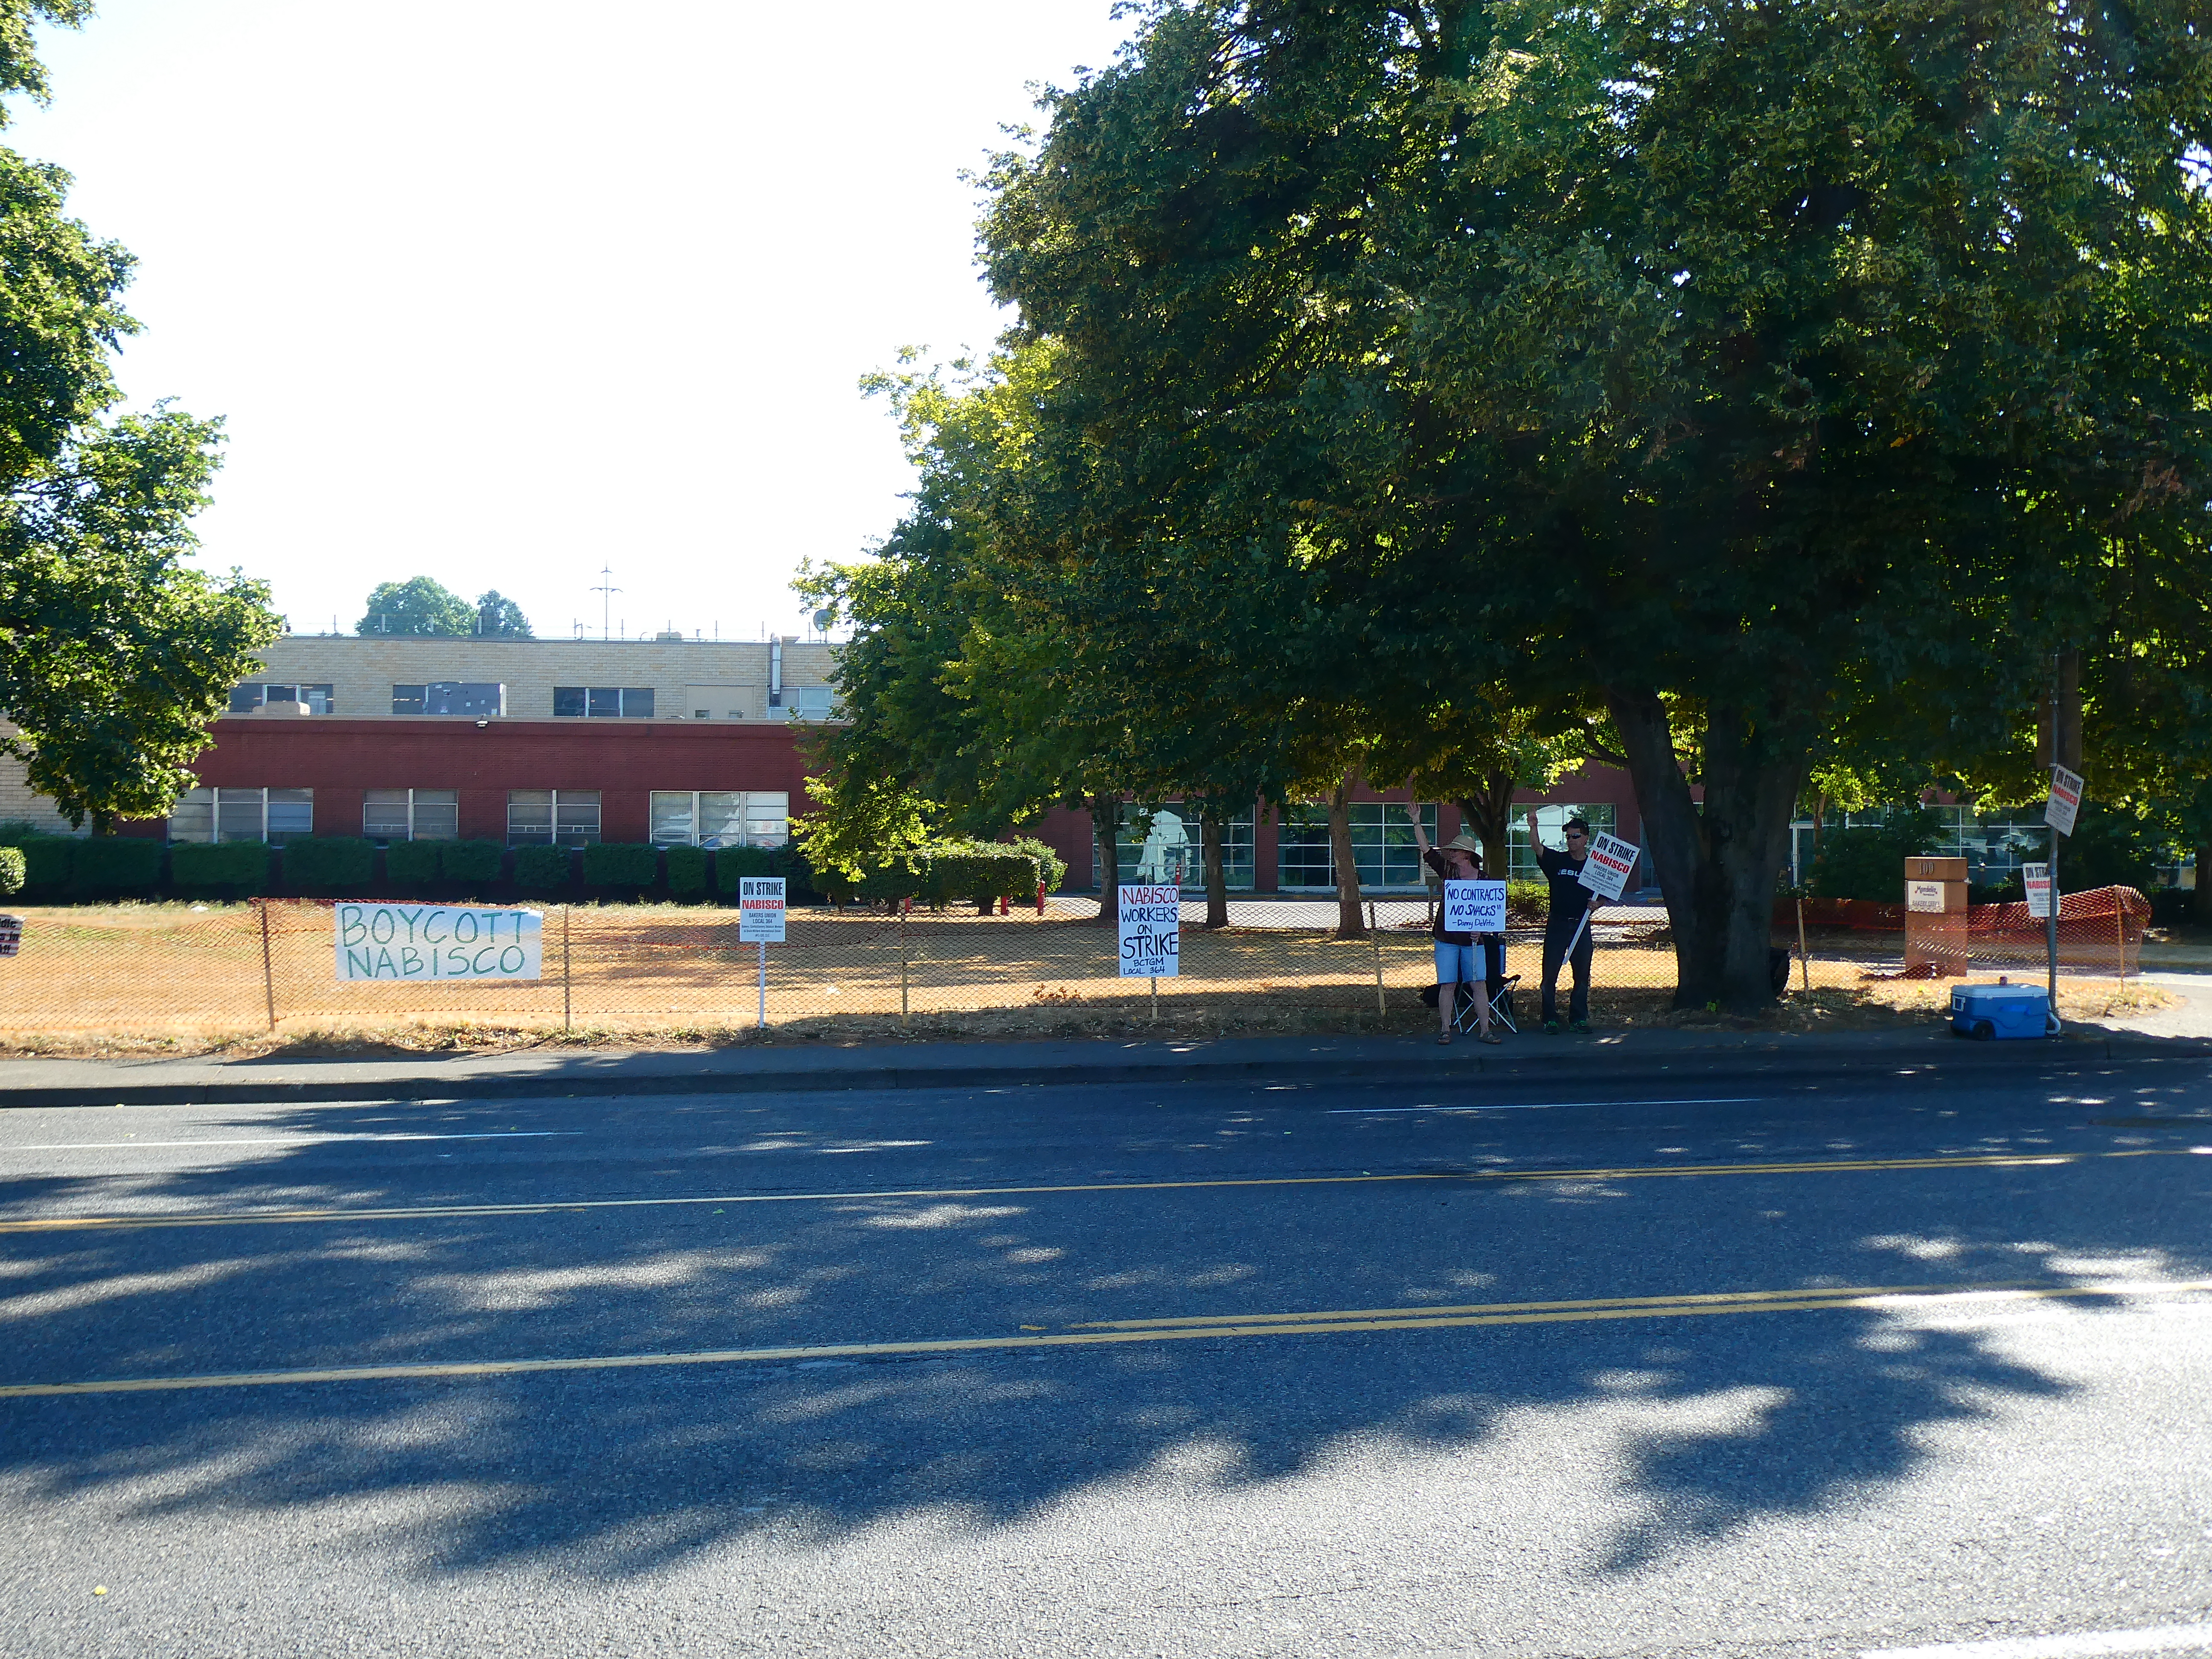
top-left (1452, 974), bottom-right (1520, 1036)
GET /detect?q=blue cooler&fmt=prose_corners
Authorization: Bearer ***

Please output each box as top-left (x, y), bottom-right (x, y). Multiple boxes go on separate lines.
top-left (1950, 982), bottom-right (2052, 1041)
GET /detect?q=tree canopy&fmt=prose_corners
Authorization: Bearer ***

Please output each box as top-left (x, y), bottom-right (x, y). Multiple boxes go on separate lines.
top-left (355, 578), bottom-right (531, 637)
top-left (0, 3), bottom-right (277, 831)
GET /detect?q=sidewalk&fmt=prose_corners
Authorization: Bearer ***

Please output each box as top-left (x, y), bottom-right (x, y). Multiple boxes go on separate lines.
top-left (0, 1011), bottom-right (2205, 1109)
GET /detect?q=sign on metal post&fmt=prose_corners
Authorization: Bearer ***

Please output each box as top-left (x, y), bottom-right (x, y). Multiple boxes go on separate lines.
top-left (335, 905), bottom-right (541, 981)
top-left (2045, 765), bottom-right (2085, 836)
top-left (1118, 884), bottom-right (1179, 978)
top-left (1577, 833), bottom-right (1640, 902)
top-left (0, 914), bottom-right (20, 958)
top-left (2022, 863), bottom-right (2052, 920)
top-left (737, 877), bottom-right (787, 943)
top-left (1442, 879), bottom-right (1508, 934)
top-left (739, 877), bottom-right (787, 1029)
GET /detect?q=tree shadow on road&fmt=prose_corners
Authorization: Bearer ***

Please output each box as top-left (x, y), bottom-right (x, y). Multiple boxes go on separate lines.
top-left (0, 1077), bottom-right (2204, 1581)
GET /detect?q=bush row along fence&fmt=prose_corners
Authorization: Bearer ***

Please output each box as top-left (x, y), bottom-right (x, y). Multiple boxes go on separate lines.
top-left (0, 894), bottom-right (2149, 1043)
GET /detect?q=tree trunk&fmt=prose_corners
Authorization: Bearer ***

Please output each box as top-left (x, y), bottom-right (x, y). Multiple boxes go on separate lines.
top-left (2194, 846), bottom-right (2211, 929)
top-left (1327, 781), bottom-right (1367, 939)
top-left (1608, 686), bottom-right (1805, 1011)
top-left (1202, 811), bottom-right (1229, 929)
top-left (1455, 767), bottom-right (1519, 882)
top-left (1090, 795), bottom-right (1121, 923)
top-left (89, 811), bottom-right (114, 835)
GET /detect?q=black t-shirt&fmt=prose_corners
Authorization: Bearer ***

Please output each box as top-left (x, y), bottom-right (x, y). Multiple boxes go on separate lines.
top-left (1537, 845), bottom-right (1592, 932)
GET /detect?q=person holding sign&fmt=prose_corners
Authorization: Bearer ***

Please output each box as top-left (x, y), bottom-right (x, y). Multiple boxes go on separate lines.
top-left (1404, 807), bottom-right (1500, 1045)
top-left (1528, 810), bottom-right (1601, 1033)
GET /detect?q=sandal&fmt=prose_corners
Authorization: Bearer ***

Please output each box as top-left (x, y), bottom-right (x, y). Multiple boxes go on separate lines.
top-left (1479, 1031), bottom-right (1502, 1044)
top-left (1436, 1032), bottom-right (1452, 1045)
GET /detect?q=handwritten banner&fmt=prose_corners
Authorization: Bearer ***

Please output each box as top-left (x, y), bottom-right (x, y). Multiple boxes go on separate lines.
top-left (335, 904), bottom-right (542, 981)
top-left (1118, 884), bottom-right (1180, 978)
top-left (1441, 879), bottom-right (1508, 934)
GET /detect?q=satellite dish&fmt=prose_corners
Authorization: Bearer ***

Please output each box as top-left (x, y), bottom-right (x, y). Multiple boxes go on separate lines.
top-left (812, 609), bottom-right (834, 632)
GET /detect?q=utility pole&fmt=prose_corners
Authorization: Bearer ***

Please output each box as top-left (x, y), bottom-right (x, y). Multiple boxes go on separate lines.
top-left (590, 565), bottom-right (620, 642)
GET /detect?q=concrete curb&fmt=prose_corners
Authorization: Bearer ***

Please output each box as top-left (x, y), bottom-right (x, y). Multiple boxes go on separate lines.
top-left (0, 1028), bottom-right (2202, 1109)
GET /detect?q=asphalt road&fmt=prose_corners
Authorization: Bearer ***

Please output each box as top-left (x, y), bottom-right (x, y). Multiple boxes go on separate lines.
top-left (3, 1058), bottom-right (2210, 1658)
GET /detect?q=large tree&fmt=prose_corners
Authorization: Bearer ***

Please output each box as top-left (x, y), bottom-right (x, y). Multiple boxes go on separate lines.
top-left (0, 2), bottom-right (278, 830)
top-left (981, 0), bottom-right (2212, 1008)
top-left (356, 576), bottom-right (475, 636)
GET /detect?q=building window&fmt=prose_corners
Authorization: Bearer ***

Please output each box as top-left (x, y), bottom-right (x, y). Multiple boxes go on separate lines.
top-left (1112, 803), bottom-right (1256, 891)
top-left (1277, 803), bottom-right (1438, 891)
top-left (364, 789), bottom-right (460, 843)
top-left (167, 787), bottom-right (314, 844)
top-left (647, 791), bottom-right (789, 849)
top-left (229, 682), bottom-right (334, 715)
top-left (392, 682), bottom-right (505, 717)
top-left (787, 686), bottom-right (837, 720)
top-left (507, 789), bottom-right (601, 847)
top-left (553, 687), bottom-right (655, 718)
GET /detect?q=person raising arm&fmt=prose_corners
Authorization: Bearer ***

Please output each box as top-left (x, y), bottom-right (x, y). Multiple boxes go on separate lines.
top-left (1405, 804), bottom-right (1497, 1045)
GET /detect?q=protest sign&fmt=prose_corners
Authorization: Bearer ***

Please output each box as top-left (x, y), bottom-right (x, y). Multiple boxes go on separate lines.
top-left (1118, 884), bottom-right (1180, 978)
top-left (2045, 765), bottom-right (2084, 836)
top-left (738, 877), bottom-right (787, 943)
top-left (335, 905), bottom-right (541, 981)
top-left (2022, 863), bottom-right (2052, 920)
top-left (1577, 832), bottom-right (1641, 902)
top-left (0, 913), bottom-right (19, 958)
top-left (1442, 879), bottom-right (1508, 934)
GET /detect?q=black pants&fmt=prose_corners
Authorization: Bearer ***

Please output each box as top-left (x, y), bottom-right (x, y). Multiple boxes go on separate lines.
top-left (1541, 925), bottom-right (1592, 1024)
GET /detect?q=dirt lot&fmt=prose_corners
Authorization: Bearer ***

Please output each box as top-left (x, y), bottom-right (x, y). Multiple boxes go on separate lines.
top-left (0, 900), bottom-right (2171, 1057)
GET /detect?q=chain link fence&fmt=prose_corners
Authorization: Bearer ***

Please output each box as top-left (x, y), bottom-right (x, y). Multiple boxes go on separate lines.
top-left (0, 888), bottom-right (2154, 1046)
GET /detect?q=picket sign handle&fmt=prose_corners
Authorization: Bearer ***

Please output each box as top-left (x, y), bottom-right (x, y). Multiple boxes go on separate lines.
top-left (1560, 905), bottom-right (1593, 960)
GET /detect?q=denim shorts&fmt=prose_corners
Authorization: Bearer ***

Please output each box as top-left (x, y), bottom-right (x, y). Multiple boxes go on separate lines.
top-left (1433, 941), bottom-right (1478, 985)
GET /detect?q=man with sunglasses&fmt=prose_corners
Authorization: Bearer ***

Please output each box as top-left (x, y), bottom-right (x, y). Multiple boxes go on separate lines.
top-left (1526, 809), bottom-right (1602, 1033)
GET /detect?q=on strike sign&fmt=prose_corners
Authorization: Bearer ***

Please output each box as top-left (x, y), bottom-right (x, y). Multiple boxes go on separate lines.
top-left (336, 905), bottom-right (541, 981)
top-left (2045, 764), bottom-right (2085, 836)
top-left (1576, 832), bottom-right (1641, 902)
top-left (2022, 862), bottom-right (2053, 920)
top-left (738, 876), bottom-right (787, 943)
top-left (1442, 879), bottom-right (1508, 934)
top-left (1118, 883), bottom-right (1179, 978)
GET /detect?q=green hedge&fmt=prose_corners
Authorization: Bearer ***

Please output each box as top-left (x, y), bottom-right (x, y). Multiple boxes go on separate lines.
top-left (70, 836), bottom-right (164, 897)
top-left (582, 842), bottom-right (659, 888)
top-left (382, 840), bottom-right (442, 887)
top-left (1004, 835), bottom-right (1068, 893)
top-left (665, 844), bottom-right (709, 896)
top-left (715, 844), bottom-right (778, 892)
top-left (441, 840), bottom-right (504, 884)
top-left (171, 841), bottom-right (270, 895)
top-left (282, 836), bottom-right (375, 892)
top-left (17, 836), bottom-right (76, 895)
top-left (837, 842), bottom-right (1043, 908)
top-left (0, 846), bottom-right (22, 897)
top-left (512, 844), bottom-right (572, 891)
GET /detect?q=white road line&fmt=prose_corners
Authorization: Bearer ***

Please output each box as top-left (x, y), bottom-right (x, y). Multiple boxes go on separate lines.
top-left (1864, 1622), bottom-right (2212, 1658)
top-left (1330, 1097), bottom-right (1761, 1114)
top-left (0, 1132), bottom-right (581, 1151)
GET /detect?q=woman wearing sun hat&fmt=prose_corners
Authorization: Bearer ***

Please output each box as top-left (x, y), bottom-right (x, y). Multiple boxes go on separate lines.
top-left (1403, 808), bottom-right (1500, 1045)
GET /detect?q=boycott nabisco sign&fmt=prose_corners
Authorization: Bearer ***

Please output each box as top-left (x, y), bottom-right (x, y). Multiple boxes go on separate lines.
top-left (335, 905), bottom-right (542, 981)
top-left (1576, 832), bottom-right (1641, 902)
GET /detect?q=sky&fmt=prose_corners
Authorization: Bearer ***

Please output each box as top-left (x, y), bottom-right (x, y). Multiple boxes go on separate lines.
top-left (5, 0), bottom-right (1137, 643)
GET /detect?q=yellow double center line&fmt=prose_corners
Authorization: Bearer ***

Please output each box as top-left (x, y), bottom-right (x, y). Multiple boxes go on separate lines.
top-left (0, 1147), bottom-right (2194, 1237)
top-left (5, 1278), bottom-right (2205, 1400)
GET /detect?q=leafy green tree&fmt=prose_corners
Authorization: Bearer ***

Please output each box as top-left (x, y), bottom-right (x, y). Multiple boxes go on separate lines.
top-left (979, 0), bottom-right (2212, 1008)
top-left (475, 590), bottom-right (532, 637)
top-left (0, 4), bottom-right (279, 831)
top-left (356, 576), bottom-right (474, 636)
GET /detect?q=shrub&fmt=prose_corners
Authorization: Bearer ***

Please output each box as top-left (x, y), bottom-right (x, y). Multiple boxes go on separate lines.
top-left (282, 836), bottom-right (375, 892)
top-left (16, 835), bottom-right (76, 895)
top-left (170, 841), bottom-right (270, 896)
top-left (2149, 886), bottom-right (2195, 928)
top-left (0, 819), bottom-right (41, 844)
top-left (924, 841), bottom-right (1045, 910)
top-left (1004, 835), bottom-right (1068, 893)
top-left (665, 844), bottom-right (709, 896)
top-left (714, 845), bottom-right (778, 893)
top-left (0, 846), bottom-right (22, 897)
top-left (440, 839), bottom-right (505, 885)
top-left (770, 841), bottom-right (819, 903)
top-left (512, 844), bottom-right (572, 891)
top-left (582, 841), bottom-right (659, 889)
top-left (1807, 808), bottom-right (1943, 902)
top-left (1504, 879), bottom-right (1548, 923)
top-left (2057, 803), bottom-right (2170, 893)
top-left (69, 836), bottom-right (163, 898)
top-left (381, 839), bottom-right (442, 888)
